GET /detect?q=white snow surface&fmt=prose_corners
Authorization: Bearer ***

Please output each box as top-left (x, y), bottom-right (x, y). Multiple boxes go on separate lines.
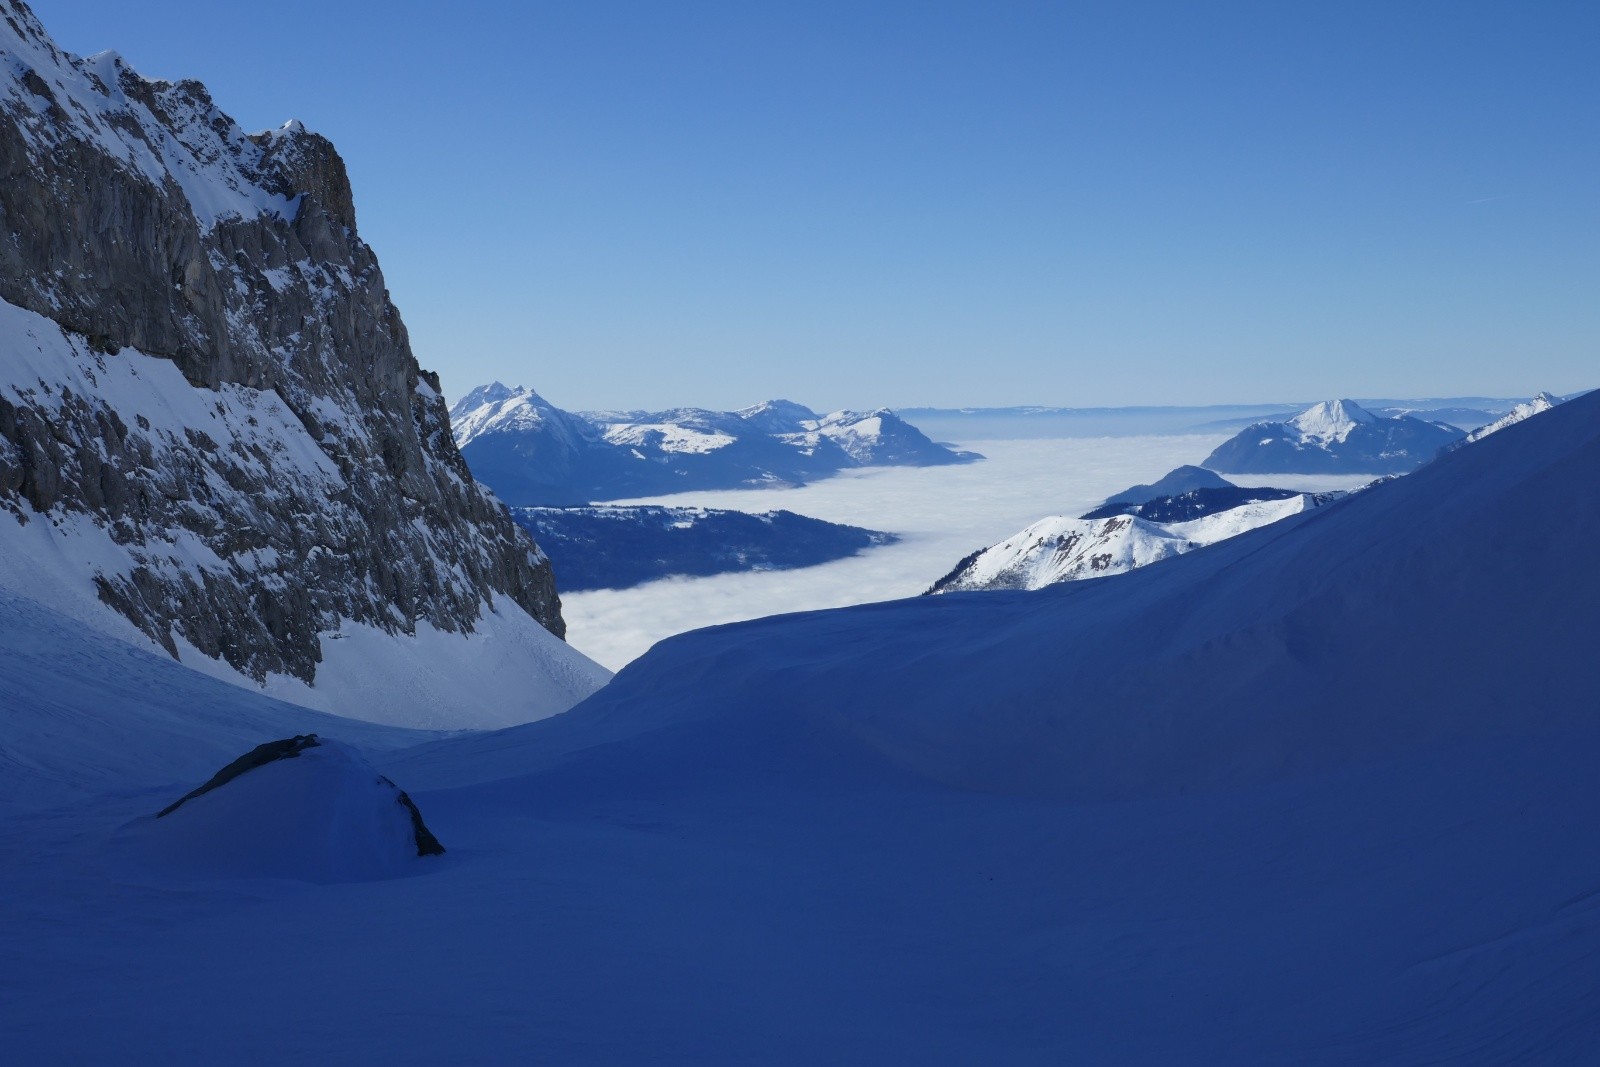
top-left (939, 494), bottom-right (1322, 592)
top-left (4, 383), bottom-right (1600, 1061)
top-left (0, 298), bottom-right (609, 729)
top-left (1286, 397), bottom-right (1379, 443)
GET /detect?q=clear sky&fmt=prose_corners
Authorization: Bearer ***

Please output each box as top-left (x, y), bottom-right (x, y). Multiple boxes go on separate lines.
top-left (32, 1), bottom-right (1600, 411)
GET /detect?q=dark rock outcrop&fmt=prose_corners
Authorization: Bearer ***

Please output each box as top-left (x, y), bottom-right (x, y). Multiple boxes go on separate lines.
top-left (157, 734), bottom-right (323, 818)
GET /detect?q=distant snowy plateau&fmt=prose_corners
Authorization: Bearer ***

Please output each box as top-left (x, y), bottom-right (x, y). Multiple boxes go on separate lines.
top-left (5, 1), bottom-right (1600, 1062)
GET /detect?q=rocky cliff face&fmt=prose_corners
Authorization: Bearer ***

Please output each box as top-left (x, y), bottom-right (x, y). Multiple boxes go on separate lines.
top-left (0, 0), bottom-right (565, 684)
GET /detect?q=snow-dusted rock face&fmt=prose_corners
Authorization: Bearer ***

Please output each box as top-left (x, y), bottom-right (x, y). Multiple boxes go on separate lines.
top-left (1461, 391), bottom-right (1562, 445)
top-left (0, 1), bottom-right (565, 685)
top-left (1203, 399), bottom-right (1463, 474)
top-left (929, 493), bottom-right (1340, 594)
top-left (450, 384), bottom-right (979, 506)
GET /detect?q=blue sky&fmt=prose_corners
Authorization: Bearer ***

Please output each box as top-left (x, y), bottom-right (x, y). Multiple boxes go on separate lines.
top-left (35, 1), bottom-right (1600, 410)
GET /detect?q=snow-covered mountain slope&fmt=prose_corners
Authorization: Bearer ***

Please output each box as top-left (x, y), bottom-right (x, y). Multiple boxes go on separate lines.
top-left (6, 379), bottom-right (1600, 1061)
top-left (449, 383), bottom-right (979, 505)
top-left (0, 2), bottom-right (608, 724)
top-left (512, 505), bottom-right (896, 591)
top-left (1461, 390), bottom-right (1562, 444)
top-left (1204, 398), bottom-right (1464, 473)
top-left (927, 493), bottom-right (1331, 593)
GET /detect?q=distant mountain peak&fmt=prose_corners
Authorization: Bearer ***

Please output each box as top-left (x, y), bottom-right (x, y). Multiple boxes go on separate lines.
top-left (1288, 399), bottom-right (1379, 443)
top-left (1205, 398), bottom-right (1463, 475)
top-left (737, 398), bottom-right (818, 419)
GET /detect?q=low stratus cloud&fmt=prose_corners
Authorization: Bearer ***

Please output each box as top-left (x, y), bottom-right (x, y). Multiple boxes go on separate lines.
top-left (561, 435), bottom-right (1292, 670)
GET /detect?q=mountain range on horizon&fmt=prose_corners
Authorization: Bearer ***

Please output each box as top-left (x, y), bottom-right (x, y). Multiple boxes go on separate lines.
top-left (448, 381), bottom-right (979, 506)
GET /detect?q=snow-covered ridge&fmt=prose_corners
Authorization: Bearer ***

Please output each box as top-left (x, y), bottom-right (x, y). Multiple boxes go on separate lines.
top-left (1462, 391), bottom-right (1561, 444)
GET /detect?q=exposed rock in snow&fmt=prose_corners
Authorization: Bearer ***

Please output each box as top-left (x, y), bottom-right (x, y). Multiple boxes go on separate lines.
top-left (127, 735), bottom-right (443, 882)
top-left (1204, 399), bottom-right (1463, 474)
top-left (449, 384), bottom-right (980, 506)
top-left (0, 2), bottom-right (605, 722)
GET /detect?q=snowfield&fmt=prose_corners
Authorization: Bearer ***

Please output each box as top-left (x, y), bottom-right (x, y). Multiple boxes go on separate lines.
top-left (3, 384), bottom-right (1599, 1062)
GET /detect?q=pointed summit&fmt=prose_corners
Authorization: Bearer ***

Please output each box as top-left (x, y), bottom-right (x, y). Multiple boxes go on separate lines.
top-left (1288, 399), bottom-right (1378, 444)
top-left (1204, 399), bottom-right (1463, 474)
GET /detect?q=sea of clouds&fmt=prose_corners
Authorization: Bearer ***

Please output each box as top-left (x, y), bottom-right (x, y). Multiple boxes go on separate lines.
top-left (562, 436), bottom-right (1170, 668)
top-left (561, 435), bottom-right (1380, 669)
